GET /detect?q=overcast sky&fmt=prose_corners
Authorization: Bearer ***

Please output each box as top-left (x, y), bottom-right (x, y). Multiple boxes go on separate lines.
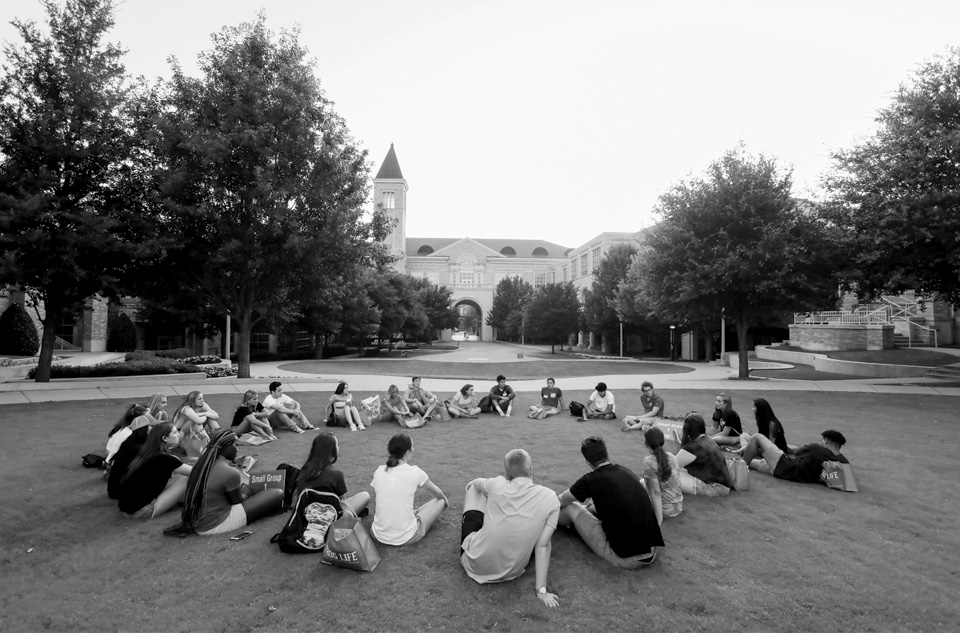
top-left (3, 0), bottom-right (958, 247)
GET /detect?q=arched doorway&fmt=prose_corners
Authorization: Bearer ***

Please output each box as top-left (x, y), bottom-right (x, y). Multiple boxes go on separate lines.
top-left (454, 300), bottom-right (483, 341)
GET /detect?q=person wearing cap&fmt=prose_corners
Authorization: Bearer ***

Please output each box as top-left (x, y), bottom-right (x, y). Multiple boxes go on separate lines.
top-left (736, 429), bottom-right (849, 483)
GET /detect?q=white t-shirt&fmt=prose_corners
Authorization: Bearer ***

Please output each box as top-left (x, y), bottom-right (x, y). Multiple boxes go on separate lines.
top-left (370, 463), bottom-right (429, 545)
top-left (588, 390), bottom-right (616, 413)
top-left (262, 393), bottom-right (295, 413)
top-left (105, 427), bottom-right (132, 463)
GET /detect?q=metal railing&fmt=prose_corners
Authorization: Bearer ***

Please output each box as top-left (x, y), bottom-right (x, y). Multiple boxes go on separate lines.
top-left (53, 336), bottom-right (81, 351)
top-left (880, 298), bottom-right (938, 348)
top-left (794, 299), bottom-right (939, 347)
top-left (793, 308), bottom-right (888, 325)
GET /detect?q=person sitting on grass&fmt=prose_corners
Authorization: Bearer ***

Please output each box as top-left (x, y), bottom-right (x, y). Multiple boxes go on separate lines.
top-left (370, 434), bottom-right (448, 546)
top-left (263, 381), bottom-right (315, 434)
top-left (752, 398), bottom-right (790, 453)
top-left (404, 377), bottom-right (438, 419)
top-left (579, 382), bottom-right (616, 421)
top-left (106, 404), bottom-right (148, 464)
top-left (383, 384), bottom-right (422, 427)
top-left (172, 391), bottom-right (221, 438)
top-left (448, 384), bottom-right (481, 419)
top-left (328, 381), bottom-right (365, 431)
top-left (558, 436), bottom-right (664, 569)
top-left (676, 413), bottom-right (733, 497)
top-left (641, 427), bottom-right (683, 522)
top-left (163, 430), bottom-right (283, 537)
top-left (296, 432), bottom-right (369, 516)
top-left (146, 393), bottom-right (169, 424)
top-left (231, 390), bottom-right (278, 441)
top-left (460, 449), bottom-right (561, 608)
top-left (486, 375), bottom-right (516, 417)
top-left (710, 393), bottom-right (742, 447)
top-left (528, 377), bottom-right (563, 419)
top-left (736, 429), bottom-right (849, 483)
top-left (622, 381), bottom-right (665, 431)
top-left (115, 422), bottom-right (193, 519)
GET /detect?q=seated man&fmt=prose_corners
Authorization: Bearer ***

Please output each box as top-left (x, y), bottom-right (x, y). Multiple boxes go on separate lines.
top-left (528, 377), bottom-right (563, 419)
top-left (262, 381), bottom-right (314, 434)
top-left (486, 374), bottom-right (516, 417)
top-left (737, 429), bottom-right (849, 483)
top-left (404, 376), bottom-right (438, 419)
top-left (460, 449), bottom-right (560, 608)
top-left (622, 381), bottom-right (665, 431)
top-left (558, 437), bottom-right (663, 568)
top-left (579, 382), bottom-right (616, 421)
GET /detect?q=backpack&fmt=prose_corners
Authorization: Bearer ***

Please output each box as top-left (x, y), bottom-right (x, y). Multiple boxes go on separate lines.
top-left (276, 463), bottom-right (301, 510)
top-left (270, 489), bottom-right (344, 554)
top-left (569, 401), bottom-right (585, 417)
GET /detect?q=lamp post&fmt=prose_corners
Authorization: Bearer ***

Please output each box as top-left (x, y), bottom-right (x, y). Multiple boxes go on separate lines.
top-left (670, 325), bottom-right (676, 361)
top-left (619, 320), bottom-right (623, 358)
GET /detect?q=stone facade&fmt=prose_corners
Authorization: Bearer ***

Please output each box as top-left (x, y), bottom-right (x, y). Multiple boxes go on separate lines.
top-left (788, 323), bottom-right (894, 351)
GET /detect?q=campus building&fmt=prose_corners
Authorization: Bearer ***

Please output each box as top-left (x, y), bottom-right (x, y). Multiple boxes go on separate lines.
top-left (374, 144), bottom-right (641, 343)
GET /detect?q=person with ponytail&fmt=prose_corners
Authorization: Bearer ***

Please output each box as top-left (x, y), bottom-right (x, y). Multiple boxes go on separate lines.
top-left (296, 432), bottom-right (370, 515)
top-left (106, 404), bottom-right (148, 464)
top-left (641, 427), bottom-right (683, 522)
top-left (115, 422), bottom-right (192, 518)
top-left (163, 430), bottom-right (283, 537)
top-left (370, 434), bottom-right (448, 546)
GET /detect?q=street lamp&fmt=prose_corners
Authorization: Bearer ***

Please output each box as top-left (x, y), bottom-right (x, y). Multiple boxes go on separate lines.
top-left (670, 325), bottom-right (676, 361)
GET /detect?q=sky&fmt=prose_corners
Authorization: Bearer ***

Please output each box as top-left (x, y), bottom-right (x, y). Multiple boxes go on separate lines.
top-left (3, 0), bottom-right (959, 247)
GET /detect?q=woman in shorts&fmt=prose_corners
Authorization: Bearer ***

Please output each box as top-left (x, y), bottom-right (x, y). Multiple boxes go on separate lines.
top-left (710, 393), bottom-right (742, 447)
top-left (295, 432), bottom-right (369, 515)
top-left (382, 384), bottom-right (420, 426)
top-left (447, 384), bottom-right (481, 419)
top-left (676, 413), bottom-right (733, 496)
top-left (163, 430), bottom-right (283, 537)
top-left (370, 434), bottom-right (448, 546)
top-left (528, 377), bottom-right (563, 419)
top-left (231, 390), bottom-right (278, 441)
top-left (115, 422), bottom-right (193, 518)
top-left (329, 381), bottom-right (365, 431)
top-left (641, 427), bottom-right (683, 522)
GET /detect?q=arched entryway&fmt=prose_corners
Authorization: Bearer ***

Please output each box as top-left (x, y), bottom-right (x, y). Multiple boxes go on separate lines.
top-left (454, 300), bottom-right (483, 341)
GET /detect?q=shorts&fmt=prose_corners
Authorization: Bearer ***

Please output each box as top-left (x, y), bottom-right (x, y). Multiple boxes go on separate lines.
top-left (692, 479), bottom-right (731, 497)
top-left (197, 504), bottom-right (247, 535)
top-left (567, 503), bottom-right (657, 569)
top-left (402, 512), bottom-right (429, 545)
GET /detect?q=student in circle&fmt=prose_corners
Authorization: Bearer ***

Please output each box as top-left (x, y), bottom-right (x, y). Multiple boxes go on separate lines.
top-left (231, 390), bottom-right (278, 441)
top-left (710, 393), bottom-right (742, 447)
top-left (641, 427), bottom-right (683, 522)
top-left (448, 384), bottom-right (482, 418)
top-left (295, 432), bottom-right (370, 515)
top-left (528, 378), bottom-right (563, 419)
top-left (622, 381), bottom-right (665, 431)
top-left (115, 422), bottom-right (193, 518)
top-left (752, 398), bottom-right (790, 453)
top-left (370, 434), bottom-right (448, 546)
top-left (328, 381), bottom-right (365, 431)
top-left (676, 413), bottom-right (733, 496)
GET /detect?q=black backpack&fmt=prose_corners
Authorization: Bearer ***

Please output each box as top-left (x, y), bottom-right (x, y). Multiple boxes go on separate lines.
top-left (276, 463), bottom-right (301, 510)
top-left (569, 401), bottom-right (585, 417)
top-left (270, 489), bottom-right (344, 554)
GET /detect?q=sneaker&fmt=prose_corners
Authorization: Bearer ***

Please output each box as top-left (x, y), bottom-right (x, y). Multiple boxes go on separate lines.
top-left (350, 424), bottom-right (358, 432)
top-left (357, 423), bottom-right (366, 431)
top-left (292, 427), bottom-right (305, 434)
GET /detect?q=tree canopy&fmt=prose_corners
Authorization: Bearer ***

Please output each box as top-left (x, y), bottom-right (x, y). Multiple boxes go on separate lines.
top-left (485, 276), bottom-right (533, 342)
top-left (622, 146), bottom-right (841, 378)
top-left (524, 282), bottom-right (580, 353)
top-left (825, 47), bottom-right (960, 306)
top-left (583, 243), bottom-right (638, 353)
top-left (0, 0), bottom-right (151, 381)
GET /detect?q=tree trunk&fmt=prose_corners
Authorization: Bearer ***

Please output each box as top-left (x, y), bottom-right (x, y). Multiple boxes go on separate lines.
top-left (236, 313), bottom-right (252, 379)
top-left (550, 340), bottom-right (556, 354)
top-left (34, 310), bottom-right (59, 383)
top-left (702, 322), bottom-right (714, 362)
top-left (735, 315), bottom-right (750, 379)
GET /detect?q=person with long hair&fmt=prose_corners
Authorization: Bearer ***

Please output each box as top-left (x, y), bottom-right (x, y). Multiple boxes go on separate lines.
top-left (295, 432), bottom-right (369, 515)
top-left (675, 413), bottom-right (733, 496)
top-left (737, 429), bottom-right (850, 483)
top-left (382, 384), bottom-right (420, 426)
top-left (172, 391), bottom-right (221, 437)
top-left (146, 393), bottom-right (169, 423)
top-left (231, 390), bottom-right (278, 441)
top-left (370, 434), bottom-right (448, 546)
top-left (328, 382), bottom-right (365, 431)
top-left (164, 430), bottom-right (283, 537)
top-left (115, 422), bottom-right (193, 518)
top-left (749, 398), bottom-right (790, 453)
top-left (641, 427), bottom-right (683, 522)
top-left (448, 384), bottom-right (481, 418)
top-left (106, 404), bottom-right (148, 464)
top-left (106, 425), bottom-right (151, 499)
top-left (710, 393), bottom-right (742, 447)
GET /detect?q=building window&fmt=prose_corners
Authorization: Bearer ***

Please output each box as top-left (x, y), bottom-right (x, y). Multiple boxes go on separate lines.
top-left (591, 246), bottom-right (601, 269)
top-left (417, 245), bottom-right (434, 255)
top-left (500, 246), bottom-right (516, 256)
top-left (251, 333), bottom-right (270, 352)
top-left (383, 191), bottom-right (395, 209)
top-left (562, 267), bottom-right (567, 282)
top-left (459, 272), bottom-right (475, 286)
top-left (580, 254), bottom-right (588, 277)
top-left (535, 273), bottom-right (545, 289)
top-left (532, 247), bottom-right (548, 257)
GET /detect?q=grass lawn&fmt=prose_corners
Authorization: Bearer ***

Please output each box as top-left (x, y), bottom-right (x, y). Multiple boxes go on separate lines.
top-left (2, 389), bottom-right (958, 632)
top-left (776, 346), bottom-right (960, 367)
top-left (279, 358), bottom-right (695, 381)
top-left (749, 363), bottom-right (861, 381)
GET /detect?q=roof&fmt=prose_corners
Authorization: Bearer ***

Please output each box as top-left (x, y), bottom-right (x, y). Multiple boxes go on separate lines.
top-left (375, 144), bottom-right (404, 179)
top-left (406, 237), bottom-right (572, 258)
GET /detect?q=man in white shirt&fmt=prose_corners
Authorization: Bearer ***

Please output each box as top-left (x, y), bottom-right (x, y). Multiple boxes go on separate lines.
top-left (262, 381), bottom-right (314, 434)
top-left (580, 382), bottom-right (616, 421)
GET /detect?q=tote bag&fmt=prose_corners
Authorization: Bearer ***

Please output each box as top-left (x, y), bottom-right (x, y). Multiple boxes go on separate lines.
top-left (822, 461), bottom-right (860, 492)
top-left (321, 516), bottom-right (381, 572)
top-left (725, 456), bottom-right (749, 492)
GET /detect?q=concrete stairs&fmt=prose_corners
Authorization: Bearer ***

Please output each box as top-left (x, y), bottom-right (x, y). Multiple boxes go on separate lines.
top-left (893, 333), bottom-right (933, 348)
top-left (925, 365), bottom-right (960, 380)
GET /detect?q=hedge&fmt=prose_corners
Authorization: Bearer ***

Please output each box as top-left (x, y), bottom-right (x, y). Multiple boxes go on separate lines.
top-left (107, 312), bottom-right (137, 352)
top-left (0, 303), bottom-right (40, 356)
top-left (28, 359), bottom-right (198, 379)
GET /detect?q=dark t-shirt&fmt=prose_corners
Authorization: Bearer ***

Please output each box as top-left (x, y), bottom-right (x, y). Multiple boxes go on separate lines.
top-left (490, 385), bottom-right (516, 402)
top-left (232, 402), bottom-right (264, 427)
top-left (540, 387), bottom-right (563, 408)
top-left (641, 393), bottom-right (665, 417)
top-left (681, 436), bottom-right (733, 487)
top-left (570, 464), bottom-right (664, 558)
top-left (712, 409), bottom-right (742, 435)
top-left (774, 444), bottom-right (849, 483)
top-left (117, 454), bottom-right (183, 514)
top-left (298, 466), bottom-right (347, 498)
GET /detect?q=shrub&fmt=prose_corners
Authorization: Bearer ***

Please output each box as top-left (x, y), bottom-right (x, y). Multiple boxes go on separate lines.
top-left (107, 312), bottom-right (137, 352)
top-left (153, 348), bottom-right (195, 359)
top-left (124, 351), bottom-right (155, 362)
top-left (0, 303), bottom-right (40, 356)
top-left (179, 355), bottom-right (222, 365)
top-left (202, 365), bottom-right (237, 378)
top-left (27, 358), bottom-right (201, 379)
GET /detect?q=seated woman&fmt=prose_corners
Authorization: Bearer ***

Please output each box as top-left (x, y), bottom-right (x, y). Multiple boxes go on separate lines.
top-left (528, 377), bottom-right (563, 419)
top-left (641, 427), bottom-right (683, 523)
top-left (231, 390), bottom-right (278, 441)
top-left (447, 384), bottom-right (481, 419)
top-left (107, 425), bottom-right (151, 498)
top-left (370, 434), bottom-right (448, 546)
top-left (328, 381), bottom-right (365, 431)
top-left (382, 384), bottom-right (422, 427)
top-left (163, 430), bottom-right (283, 537)
top-left (710, 393), bottom-right (742, 447)
top-left (106, 404), bottom-right (148, 464)
top-left (676, 413), bottom-right (733, 497)
top-left (146, 393), bottom-right (169, 424)
top-left (172, 391), bottom-right (221, 459)
top-left (295, 432), bottom-right (370, 516)
top-left (115, 422), bottom-right (193, 518)
top-left (752, 398), bottom-right (790, 453)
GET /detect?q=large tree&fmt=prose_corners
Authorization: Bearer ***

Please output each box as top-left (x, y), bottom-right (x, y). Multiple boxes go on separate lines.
top-left (0, 0), bottom-right (151, 381)
top-left (524, 282), bottom-right (580, 353)
top-left (825, 47), bottom-right (960, 305)
top-left (145, 16), bottom-right (388, 377)
top-left (485, 276), bottom-right (533, 342)
top-left (624, 147), bottom-right (841, 378)
top-left (583, 243), bottom-right (638, 353)
top-left (411, 277), bottom-right (458, 341)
